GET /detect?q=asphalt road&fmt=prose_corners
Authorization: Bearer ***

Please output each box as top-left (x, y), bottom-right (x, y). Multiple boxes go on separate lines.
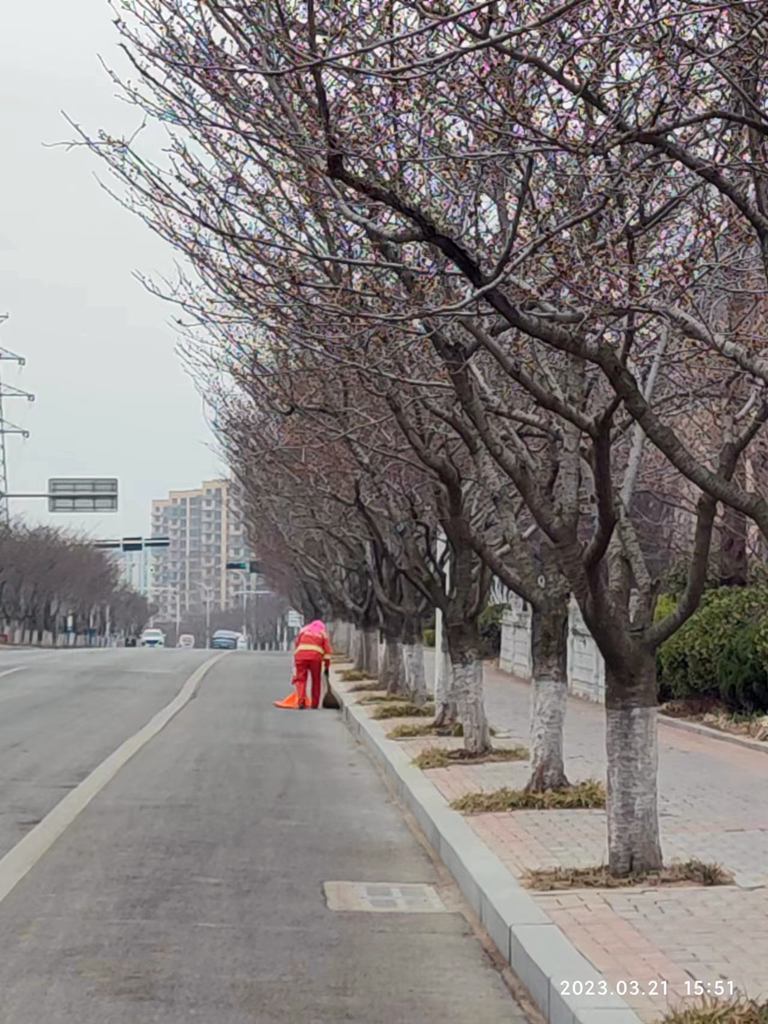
top-left (0, 649), bottom-right (529, 1023)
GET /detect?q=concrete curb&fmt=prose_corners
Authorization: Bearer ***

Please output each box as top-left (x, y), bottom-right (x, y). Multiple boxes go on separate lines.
top-left (659, 712), bottom-right (768, 756)
top-left (334, 674), bottom-right (642, 1024)
top-left (491, 660), bottom-right (768, 759)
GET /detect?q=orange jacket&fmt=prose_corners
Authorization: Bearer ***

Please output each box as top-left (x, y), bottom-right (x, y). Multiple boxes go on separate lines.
top-left (294, 621), bottom-right (332, 664)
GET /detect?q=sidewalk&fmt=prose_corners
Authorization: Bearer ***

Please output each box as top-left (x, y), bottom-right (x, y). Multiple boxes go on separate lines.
top-left (336, 661), bottom-right (768, 1023)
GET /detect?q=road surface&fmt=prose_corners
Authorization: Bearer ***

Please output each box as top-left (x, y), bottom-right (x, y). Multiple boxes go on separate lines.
top-left (0, 648), bottom-right (529, 1023)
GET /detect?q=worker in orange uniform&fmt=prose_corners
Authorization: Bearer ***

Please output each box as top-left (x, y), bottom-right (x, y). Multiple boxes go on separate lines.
top-left (292, 619), bottom-right (332, 709)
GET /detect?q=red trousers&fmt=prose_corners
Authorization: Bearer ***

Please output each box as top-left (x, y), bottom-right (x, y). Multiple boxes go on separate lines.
top-left (294, 655), bottom-right (323, 708)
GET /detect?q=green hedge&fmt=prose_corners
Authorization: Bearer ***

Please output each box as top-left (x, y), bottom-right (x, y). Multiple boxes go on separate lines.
top-left (657, 586), bottom-right (768, 712)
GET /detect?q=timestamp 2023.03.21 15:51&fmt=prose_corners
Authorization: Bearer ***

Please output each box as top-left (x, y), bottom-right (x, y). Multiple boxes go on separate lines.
top-left (559, 979), bottom-right (737, 999)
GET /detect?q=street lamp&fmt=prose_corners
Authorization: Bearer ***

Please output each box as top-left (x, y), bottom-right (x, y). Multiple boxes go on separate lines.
top-left (151, 584), bottom-right (181, 641)
top-left (195, 583), bottom-right (214, 647)
top-left (231, 586), bottom-right (267, 649)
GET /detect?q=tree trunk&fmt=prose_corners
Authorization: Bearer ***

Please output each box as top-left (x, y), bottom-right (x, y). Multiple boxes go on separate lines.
top-left (447, 623), bottom-right (491, 755)
top-left (452, 656), bottom-right (490, 755)
top-left (341, 621), bottom-right (353, 657)
top-left (526, 601), bottom-right (570, 791)
top-left (361, 627), bottom-right (379, 676)
top-left (433, 626), bottom-right (457, 727)
top-left (719, 503), bottom-right (748, 586)
top-left (351, 627), bottom-right (363, 669)
top-left (379, 635), bottom-right (395, 690)
top-left (381, 635), bottom-right (406, 695)
top-left (605, 657), bottom-right (663, 875)
top-left (403, 641), bottom-right (428, 706)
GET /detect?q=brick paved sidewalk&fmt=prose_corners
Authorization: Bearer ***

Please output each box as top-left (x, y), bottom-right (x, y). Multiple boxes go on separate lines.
top-left (348, 664), bottom-right (768, 1022)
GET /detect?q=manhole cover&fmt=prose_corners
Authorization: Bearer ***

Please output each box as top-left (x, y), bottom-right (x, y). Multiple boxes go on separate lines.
top-left (324, 881), bottom-right (448, 913)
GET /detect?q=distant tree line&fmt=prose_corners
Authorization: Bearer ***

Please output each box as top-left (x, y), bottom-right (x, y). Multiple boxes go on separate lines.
top-left (0, 523), bottom-right (151, 645)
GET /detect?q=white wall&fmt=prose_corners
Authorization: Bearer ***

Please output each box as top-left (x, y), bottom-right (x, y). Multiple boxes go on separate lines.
top-left (499, 597), bottom-right (533, 680)
top-left (499, 596), bottom-right (606, 703)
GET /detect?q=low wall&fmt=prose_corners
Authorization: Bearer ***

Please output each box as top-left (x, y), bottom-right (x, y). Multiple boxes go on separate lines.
top-left (499, 597), bottom-right (606, 704)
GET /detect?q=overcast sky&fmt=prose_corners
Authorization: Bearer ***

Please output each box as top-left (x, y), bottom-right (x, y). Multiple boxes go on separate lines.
top-left (0, 1), bottom-right (224, 540)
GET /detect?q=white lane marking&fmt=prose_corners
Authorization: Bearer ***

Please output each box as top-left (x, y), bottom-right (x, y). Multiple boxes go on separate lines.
top-left (0, 652), bottom-right (229, 907)
top-left (0, 667), bottom-right (25, 681)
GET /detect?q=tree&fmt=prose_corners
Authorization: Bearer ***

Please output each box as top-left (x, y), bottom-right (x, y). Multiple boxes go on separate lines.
top-left (86, 0), bottom-right (768, 873)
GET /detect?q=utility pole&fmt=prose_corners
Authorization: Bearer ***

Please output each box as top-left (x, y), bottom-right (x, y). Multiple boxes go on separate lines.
top-left (236, 569), bottom-right (249, 643)
top-left (0, 320), bottom-right (33, 525)
top-left (196, 583), bottom-right (214, 647)
top-left (434, 528), bottom-right (450, 700)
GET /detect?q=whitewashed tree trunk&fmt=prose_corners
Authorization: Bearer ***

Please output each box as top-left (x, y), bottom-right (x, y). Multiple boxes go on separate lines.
top-left (452, 657), bottom-right (491, 755)
top-left (433, 627), bottom-right (457, 726)
top-left (379, 635), bottom-right (395, 690)
top-left (337, 621), bottom-right (352, 657)
top-left (351, 627), bottom-right (363, 669)
top-left (362, 627), bottom-right (379, 676)
top-left (403, 641), bottom-right (427, 706)
top-left (381, 636), bottom-right (405, 694)
top-left (605, 663), bottom-right (663, 875)
top-left (526, 602), bottom-right (570, 791)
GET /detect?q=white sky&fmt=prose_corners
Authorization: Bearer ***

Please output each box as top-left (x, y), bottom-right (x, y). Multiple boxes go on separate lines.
top-left (0, 0), bottom-right (224, 540)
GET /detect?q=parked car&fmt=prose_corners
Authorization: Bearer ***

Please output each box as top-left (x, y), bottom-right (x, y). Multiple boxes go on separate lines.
top-left (140, 628), bottom-right (166, 648)
top-left (211, 629), bottom-right (240, 650)
top-left (176, 634), bottom-right (195, 649)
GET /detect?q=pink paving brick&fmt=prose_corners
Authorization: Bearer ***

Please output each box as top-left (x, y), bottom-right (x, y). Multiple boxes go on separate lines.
top-left (349, 668), bottom-right (768, 1020)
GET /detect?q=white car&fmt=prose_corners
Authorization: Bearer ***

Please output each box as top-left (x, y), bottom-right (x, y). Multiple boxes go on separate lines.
top-left (140, 628), bottom-right (166, 648)
top-left (176, 634), bottom-right (195, 649)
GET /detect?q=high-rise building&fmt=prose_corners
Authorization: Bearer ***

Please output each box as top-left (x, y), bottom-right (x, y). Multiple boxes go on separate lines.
top-left (110, 547), bottom-right (152, 596)
top-left (150, 478), bottom-right (250, 619)
top-left (95, 538), bottom-right (168, 598)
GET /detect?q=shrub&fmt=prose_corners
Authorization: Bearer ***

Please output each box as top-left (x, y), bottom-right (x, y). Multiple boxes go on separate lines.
top-left (422, 627), bottom-right (435, 648)
top-left (478, 602), bottom-right (508, 657)
top-left (653, 592), bottom-right (678, 624)
top-left (657, 586), bottom-right (768, 713)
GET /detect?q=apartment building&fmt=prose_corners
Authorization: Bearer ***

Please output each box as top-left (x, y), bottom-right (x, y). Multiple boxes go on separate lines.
top-left (150, 478), bottom-right (250, 619)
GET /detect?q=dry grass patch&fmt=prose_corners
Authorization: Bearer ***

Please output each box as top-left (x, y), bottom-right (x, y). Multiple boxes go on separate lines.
top-left (359, 693), bottom-right (409, 704)
top-left (371, 702), bottom-right (435, 720)
top-left (386, 721), bottom-right (497, 740)
top-left (347, 681), bottom-right (386, 693)
top-left (413, 745), bottom-right (529, 770)
top-left (524, 858), bottom-right (732, 891)
top-left (452, 778), bottom-right (606, 814)
top-left (663, 996), bottom-right (768, 1023)
top-left (387, 722), bottom-right (447, 739)
top-left (339, 669), bottom-right (373, 683)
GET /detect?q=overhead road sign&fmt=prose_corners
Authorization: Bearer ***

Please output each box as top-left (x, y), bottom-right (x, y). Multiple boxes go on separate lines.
top-left (48, 478), bottom-right (118, 513)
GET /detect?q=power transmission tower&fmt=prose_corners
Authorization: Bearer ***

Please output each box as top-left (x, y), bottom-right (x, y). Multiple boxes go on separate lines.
top-left (0, 316), bottom-right (34, 525)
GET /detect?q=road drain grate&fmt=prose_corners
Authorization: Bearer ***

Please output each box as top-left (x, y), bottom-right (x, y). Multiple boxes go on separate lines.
top-left (324, 881), bottom-right (448, 913)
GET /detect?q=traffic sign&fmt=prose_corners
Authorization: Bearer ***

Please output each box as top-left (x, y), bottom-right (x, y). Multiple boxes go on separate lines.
top-left (287, 610), bottom-right (303, 628)
top-left (226, 560), bottom-right (262, 573)
top-left (48, 477), bottom-right (118, 513)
